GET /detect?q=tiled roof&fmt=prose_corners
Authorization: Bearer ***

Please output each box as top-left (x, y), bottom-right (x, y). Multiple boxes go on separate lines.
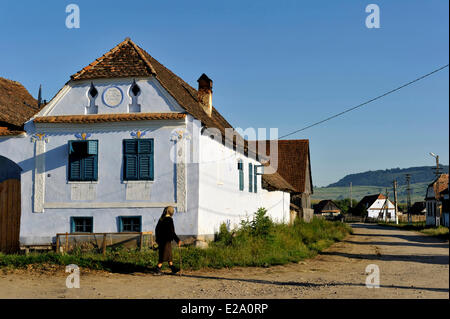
top-left (357, 194), bottom-right (387, 209)
top-left (67, 38), bottom-right (294, 193)
top-left (313, 200), bottom-right (341, 214)
top-left (427, 174), bottom-right (449, 200)
top-left (257, 140), bottom-right (312, 193)
top-left (34, 112), bottom-right (186, 124)
top-left (0, 126), bottom-right (25, 136)
top-left (0, 77), bottom-right (40, 128)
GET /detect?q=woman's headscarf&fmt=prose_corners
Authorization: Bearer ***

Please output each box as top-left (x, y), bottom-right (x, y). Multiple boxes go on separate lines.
top-left (160, 206), bottom-right (175, 221)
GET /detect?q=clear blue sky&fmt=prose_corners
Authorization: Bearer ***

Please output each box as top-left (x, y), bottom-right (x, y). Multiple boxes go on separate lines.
top-left (1, 0), bottom-right (448, 186)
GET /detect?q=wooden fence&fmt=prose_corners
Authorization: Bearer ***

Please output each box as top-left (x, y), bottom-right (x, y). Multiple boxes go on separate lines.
top-left (55, 231), bottom-right (154, 254)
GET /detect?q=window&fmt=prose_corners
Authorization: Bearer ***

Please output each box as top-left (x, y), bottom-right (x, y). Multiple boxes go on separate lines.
top-left (86, 82), bottom-right (98, 114)
top-left (123, 139), bottom-right (154, 180)
top-left (248, 163), bottom-right (253, 192)
top-left (254, 165), bottom-right (258, 193)
top-left (68, 140), bottom-right (98, 181)
top-left (238, 160), bottom-right (244, 191)
top-left (71, 217), bottom-right (93, 233)
top-left (119, 216), bottom-right (142, 232)
top-left (129, 80), bottom-right (141, 113)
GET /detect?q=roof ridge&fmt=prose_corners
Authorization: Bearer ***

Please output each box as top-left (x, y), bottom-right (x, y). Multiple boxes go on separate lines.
top-left (71, 38), bottom-right (156, 80)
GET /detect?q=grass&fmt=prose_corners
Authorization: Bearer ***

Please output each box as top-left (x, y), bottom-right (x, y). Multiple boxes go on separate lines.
top-left (377, 221), bottom-right (449, 240)
top-left (0, 209), bottom-right (352, 273)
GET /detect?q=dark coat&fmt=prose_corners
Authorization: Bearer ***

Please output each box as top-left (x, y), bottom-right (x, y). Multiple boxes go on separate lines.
top-left (155, 216), bottom-right (180, 262)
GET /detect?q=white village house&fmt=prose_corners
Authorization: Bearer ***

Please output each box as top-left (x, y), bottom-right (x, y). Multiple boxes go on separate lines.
top-left (0, 38), bottom-right (310, 252)
top-left (357, 194), bottom-right (396, 222)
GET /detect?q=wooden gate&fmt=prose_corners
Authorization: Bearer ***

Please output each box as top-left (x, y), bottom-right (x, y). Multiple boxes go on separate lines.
top-left (0, 179), bottom-right (21, 253)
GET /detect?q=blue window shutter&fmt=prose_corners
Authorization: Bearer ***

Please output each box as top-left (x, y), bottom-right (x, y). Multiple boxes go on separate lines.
top-left (254, 166), bottom-right (258, 193)
top-left (238, 161), bottom-right (244, 191)
top-left (70, 217), bottom-right (75, 233)
top-left (124, 155), bottom-right (138, 180)
top-left (248, 163), bottom-right (253, 192)
top-left (87, 140), bottom-right (98, 155)
top-left (124, 140), bottom-right (138, 154)
top-left (138, 139), bottom-right (152, 154)
top-left (69, 156), bottom-right (82, 181)
top-left (138, 155), bottom-right (152, 180)
top-left (119, 217), bottom-right (123, 232)
top-left (82, 156), bottom-right (97, 181)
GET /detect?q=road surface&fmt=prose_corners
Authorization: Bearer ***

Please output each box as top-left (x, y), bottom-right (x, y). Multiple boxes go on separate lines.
top-left (0, 223), bottom-right (448, 298)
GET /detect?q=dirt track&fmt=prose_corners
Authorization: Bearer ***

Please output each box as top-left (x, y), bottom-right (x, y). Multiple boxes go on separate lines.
top-left (0, 223), bottom-right (448, 299)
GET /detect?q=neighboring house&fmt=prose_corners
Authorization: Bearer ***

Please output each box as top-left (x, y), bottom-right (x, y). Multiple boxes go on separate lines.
top-left (313, 200), bottom-right (341, 217)
top-left (257, 140), bottom-right (314, 222)
top-left (356, 194), bottom-right (396, 222)
top-left (425, 174), bottom-right (449, 227)
top-left (0, 38), bottom-right (295, 252)
top-left (409, 201), bottom-right (426, 215)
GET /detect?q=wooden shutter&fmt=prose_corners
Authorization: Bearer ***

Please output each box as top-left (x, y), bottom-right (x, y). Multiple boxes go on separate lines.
top-left (83, 156), bottom-right (98, 181)
top-left (254, 165), bottom-right (258, 193)
top-left (124, 140), bottom-right (138, 154)
top-left (124, 155), bottom-right (138, 180)
top-left (69, 156), bottom-right (82, 181)
top-left (238, 161), bottom-right (244, 191)
top-left (138, 139), bottom-right (152, 154)
top-left (138, 155), bottom-right (153, 180)
top-left (248, 163), bottom-right (253, 192)
top-left (87, 140), bottom-right (98, 155)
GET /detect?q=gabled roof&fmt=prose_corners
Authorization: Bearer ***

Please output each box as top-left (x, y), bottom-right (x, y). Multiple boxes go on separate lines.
top-left (357, 194), bottom-right (387, 209)
top-left (0, 77), bottom-right (40, 133)
top-left (67, 38), bottom-right (294, 192)
top-left (257, 139), bottom-right (312, 193)
top-left (313, 200), bottom-right (341, 214)
top-left (426, 174), bottom-right (449, 200)
top-left (409, 201), bottom-right (426, 214)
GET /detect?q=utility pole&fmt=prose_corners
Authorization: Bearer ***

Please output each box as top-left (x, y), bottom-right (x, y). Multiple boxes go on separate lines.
top-left (393, 179), bottom-right (398, 224)
top-left (430, 153), bottom-right (442, 227)
top-left (350, 182), bottom-right (353, 208)
top-left (405, 174), bottom-right (412, 225)
top-left (383, 188), bottom-right (389, 222)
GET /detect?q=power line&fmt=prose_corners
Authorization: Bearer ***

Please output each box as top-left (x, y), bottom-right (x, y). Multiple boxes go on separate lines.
top-left (279, 64), bottom-right (449, 140)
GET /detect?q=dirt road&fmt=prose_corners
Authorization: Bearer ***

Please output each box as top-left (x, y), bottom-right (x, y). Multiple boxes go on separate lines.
top-left (0, 223), bottom-right (448, 299)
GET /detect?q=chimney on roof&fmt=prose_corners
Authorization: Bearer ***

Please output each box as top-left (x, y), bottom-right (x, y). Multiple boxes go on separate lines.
top-left (197, 73), bottom-right (213, 117)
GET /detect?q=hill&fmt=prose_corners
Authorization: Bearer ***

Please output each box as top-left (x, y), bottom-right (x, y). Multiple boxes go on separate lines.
top-left (327, 165), bottom-right (448, 188)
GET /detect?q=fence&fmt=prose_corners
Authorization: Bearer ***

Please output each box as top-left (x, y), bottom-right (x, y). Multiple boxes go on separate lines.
top-left (397, 215), bottom-right (426, 223)
top-left (55, 232), bottom-right (154, 254)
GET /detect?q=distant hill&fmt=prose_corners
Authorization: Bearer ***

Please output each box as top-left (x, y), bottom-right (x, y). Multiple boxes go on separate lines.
top-left (327, 165), bottom-right (449, 188)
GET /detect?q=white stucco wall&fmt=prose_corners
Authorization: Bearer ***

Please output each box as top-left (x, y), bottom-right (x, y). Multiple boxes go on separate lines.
top-left (196, 132), bottom-right (290, 237)
top-left (367, 199), bottom-right (396, 222)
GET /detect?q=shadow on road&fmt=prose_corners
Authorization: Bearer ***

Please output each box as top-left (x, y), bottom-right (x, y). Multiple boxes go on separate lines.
top-left (343, 240), bottom-right (448, 249)
top-left (319, 251), bottom-right (449, 265)
top-left (176, 273), bottom-right (449, 293)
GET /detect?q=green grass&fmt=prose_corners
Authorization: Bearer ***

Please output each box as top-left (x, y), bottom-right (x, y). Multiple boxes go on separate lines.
top-left (377, 221), bottom-right (449, 240)
top-left (0, 210), bottom-right (352, 272)
top-left (312, 182), bottom-right (430, 204)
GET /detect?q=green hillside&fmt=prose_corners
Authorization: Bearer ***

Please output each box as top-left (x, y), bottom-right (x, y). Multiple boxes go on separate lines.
top-left (312, 182), bottom-right (431, 204)
top-left (328, 165), bottom-right (448, 188)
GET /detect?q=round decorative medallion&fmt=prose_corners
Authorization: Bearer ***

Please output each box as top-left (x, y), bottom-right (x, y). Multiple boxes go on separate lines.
top-left (102, 86), bottom-right (123, 107)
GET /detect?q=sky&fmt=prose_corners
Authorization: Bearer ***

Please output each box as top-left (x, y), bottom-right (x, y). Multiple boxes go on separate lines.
top-left (0, 0), bottom-right (448, 186)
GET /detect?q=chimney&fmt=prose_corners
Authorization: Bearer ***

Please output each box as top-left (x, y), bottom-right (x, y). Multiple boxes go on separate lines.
top-left (197, 73), bottom-right (213, 117)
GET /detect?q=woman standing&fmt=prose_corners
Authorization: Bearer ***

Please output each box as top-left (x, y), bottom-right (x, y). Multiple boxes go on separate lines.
top-left (155, 206), bottom-right (181, 274)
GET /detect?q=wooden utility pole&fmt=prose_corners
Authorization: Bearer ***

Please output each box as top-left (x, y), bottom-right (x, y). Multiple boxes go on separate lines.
top-left (405, 174), bottom-right (412, 225)
top-left (393, 180), bottom-right (399, 224)
top-left (383, 188), bottom-right (389, 222)
top-left (350, 182), bottom-right (353, 208)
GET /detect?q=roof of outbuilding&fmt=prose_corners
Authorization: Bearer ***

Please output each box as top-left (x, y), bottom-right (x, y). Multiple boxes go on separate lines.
top-left (313, 200), bottom-right (341, 214)
top-left (257, 139), bottom-right (312, 193)
top-left (0, 77), bottom-right (40, 129)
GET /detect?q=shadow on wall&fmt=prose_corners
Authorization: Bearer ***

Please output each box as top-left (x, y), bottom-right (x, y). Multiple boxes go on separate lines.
top-left (17, 144), bottom-right (68, 173)
top-left (0, 156), bottom-right (21, 182)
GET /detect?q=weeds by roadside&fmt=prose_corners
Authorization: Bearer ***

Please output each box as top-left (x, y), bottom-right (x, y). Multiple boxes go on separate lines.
top-left (377, 221), bottom-right (449, 240)
top-left (0, 208), bottom-right (352, 273)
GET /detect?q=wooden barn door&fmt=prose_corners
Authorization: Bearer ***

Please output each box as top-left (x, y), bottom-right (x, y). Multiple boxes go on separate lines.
top-left (0, 179), bottom-right (21, 253)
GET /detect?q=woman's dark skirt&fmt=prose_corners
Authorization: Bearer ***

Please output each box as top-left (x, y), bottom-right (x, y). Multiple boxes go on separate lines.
top-left (158, 241), bottom-right (173, 263)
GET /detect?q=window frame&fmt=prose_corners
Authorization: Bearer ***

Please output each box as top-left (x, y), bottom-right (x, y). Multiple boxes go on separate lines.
top-left (118, 216), bottom-right (142, 232)
top-left (70, 216), bottom-right (94, 233)
top-left (68, 140), bottom-right (98, 182)
top-left (122, 139), bottom-right (154, 181)
top-left (238, 160), bottom-right (244, 191)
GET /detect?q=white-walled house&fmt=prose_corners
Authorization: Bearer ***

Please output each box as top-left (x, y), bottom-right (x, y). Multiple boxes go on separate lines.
top-left (357, 194), bottom-right (396, 222)
top-left (425, 174), bottom-right (449, 227)
top-left (0, 38), bottom-right (296, 252)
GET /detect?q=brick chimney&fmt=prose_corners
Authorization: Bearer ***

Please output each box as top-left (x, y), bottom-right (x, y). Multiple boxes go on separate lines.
top-left (197, 73), bottom-right (213, 117)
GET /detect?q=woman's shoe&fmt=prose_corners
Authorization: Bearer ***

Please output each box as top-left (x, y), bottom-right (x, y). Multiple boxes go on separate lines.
top-left (170, 265), bottom-right (179, 274)
top-left (154, 266), bottom-right (162, 275)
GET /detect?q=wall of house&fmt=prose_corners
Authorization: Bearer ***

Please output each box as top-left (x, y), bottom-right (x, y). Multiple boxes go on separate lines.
top-left (196, 132), bottom-right (290, 239)
top-left (44, 77), bottom-right (184, 116)
top-left (367, 199), bottom-right (396, 221)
